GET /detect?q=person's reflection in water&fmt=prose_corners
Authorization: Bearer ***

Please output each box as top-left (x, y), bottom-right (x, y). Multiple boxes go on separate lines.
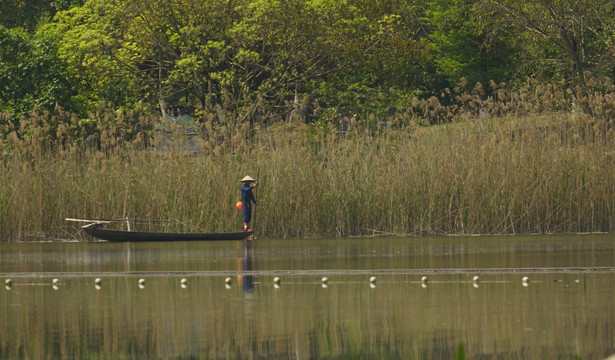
top-left (237, 239), bottom-right (254, 298)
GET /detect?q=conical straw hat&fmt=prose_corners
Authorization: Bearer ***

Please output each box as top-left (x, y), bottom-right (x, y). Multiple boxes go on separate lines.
top-left (241, 175), bottom-right (255, 182)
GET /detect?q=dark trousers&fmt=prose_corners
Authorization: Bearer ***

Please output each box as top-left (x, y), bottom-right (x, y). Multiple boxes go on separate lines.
top-left (242, 201), bottom-right (252, 225)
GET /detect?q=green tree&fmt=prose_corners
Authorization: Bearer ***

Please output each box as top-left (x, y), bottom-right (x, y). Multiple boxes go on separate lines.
top-left (299, 0), bottom-right (433, 117)
top-left (230, 0), bottom-right (332, 114)
top-left (51, 2), bottom-right (144, 114)
top-left (0, 25), bottom-right (72, 117)
top-left (425, 0), bottom-right (515, 88)
top-left (52, 0), bottom-right (242, 117)
top-left (0, 0), bottom-right (84, 31)
top-left (476, 0), bottom-right (615, 87)
top-left (46, 0), bottom-right (438, 123)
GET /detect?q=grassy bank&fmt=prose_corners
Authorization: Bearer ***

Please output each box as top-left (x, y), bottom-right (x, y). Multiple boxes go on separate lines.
top-left (1, 107), bottom-right (614, 241)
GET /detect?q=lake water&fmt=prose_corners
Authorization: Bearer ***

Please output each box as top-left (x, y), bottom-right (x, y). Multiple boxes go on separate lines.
top-left (1, 234), bottom-right (615, 359)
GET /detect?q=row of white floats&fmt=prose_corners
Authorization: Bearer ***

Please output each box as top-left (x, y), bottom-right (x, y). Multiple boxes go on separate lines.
top-left (4, 275), bottom-right (532, 290)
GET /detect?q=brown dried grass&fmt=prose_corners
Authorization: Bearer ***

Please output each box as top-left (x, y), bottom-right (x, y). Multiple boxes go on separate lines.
top-left (1, 82), bottom-right (615, 240)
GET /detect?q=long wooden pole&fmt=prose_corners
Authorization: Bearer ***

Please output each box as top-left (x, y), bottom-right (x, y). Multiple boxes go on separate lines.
top-left (253, 168), bottom-right (260, 231)
top-left (65, 218), bottom-right (169, 224)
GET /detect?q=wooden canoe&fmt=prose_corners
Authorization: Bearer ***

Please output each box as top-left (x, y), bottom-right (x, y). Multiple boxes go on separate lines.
top-left (81, 223), bottom-right (252, 242)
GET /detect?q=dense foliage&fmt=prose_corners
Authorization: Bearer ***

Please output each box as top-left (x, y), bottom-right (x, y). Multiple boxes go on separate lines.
top-left (2, 0), bottom-right (615, 127)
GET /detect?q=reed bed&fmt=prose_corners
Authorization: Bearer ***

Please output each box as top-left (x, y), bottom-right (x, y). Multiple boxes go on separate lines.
top-left (1, 84), bottom-right (615, 241)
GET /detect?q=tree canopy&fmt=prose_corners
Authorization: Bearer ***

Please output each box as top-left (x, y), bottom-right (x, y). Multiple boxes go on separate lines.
top-left (1, 0), bottom-right (615, 126)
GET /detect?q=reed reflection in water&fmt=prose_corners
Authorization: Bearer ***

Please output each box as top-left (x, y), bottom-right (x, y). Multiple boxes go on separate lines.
top-left (1, 236), bottom-right (615, 359)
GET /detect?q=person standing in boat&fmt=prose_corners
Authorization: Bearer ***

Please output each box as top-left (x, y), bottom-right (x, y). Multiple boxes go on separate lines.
top-left (240, 175), bottom-right (258, 232)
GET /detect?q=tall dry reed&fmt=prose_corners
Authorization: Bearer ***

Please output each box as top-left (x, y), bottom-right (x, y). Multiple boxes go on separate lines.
top-left (1, 82), bottom-right (615, 240)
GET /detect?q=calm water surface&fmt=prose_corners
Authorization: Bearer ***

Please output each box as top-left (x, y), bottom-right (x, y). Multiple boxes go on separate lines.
top-left (1, 234), bottom-right (615, 359)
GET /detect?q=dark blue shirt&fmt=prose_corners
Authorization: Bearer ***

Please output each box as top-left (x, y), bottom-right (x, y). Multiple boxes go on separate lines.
top-left (241, 184), bottom-right (256, 205)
